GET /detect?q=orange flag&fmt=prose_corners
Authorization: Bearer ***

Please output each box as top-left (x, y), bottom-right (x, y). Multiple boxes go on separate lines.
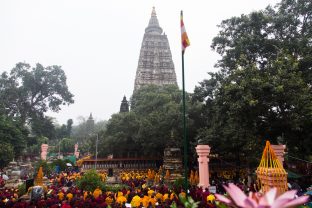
top-left (181, 11), bottom-right (190, 54)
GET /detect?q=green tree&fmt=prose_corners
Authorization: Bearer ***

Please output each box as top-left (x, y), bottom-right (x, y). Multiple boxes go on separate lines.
top-left (0, 62), bottom-right (74, 123)
top-left (31, 116), bottom-right (56, 140)
top-left (100, 111), bottom-right (140, 158)
top-left (60, 137), bottom-right (76, 153)
top-left (0, 114), bottom-right (28, 158)
top-left (71, 116), bottom-right (90, 142)
top-left (56, 124), bottom-right (68, 140)
top-left (211, 0), bottom-right (312, 75)
top-left (0, 143), bottom-right (14, 168)
top-left (131, 85), bottom-right (185, 157)
top-left (26, 136), bottom-right (48, 155)
top-left (194, 0), bottom-right (312, 167)
top-left (66, 119), bottom-right (73, 137)
top-left (54, 119), bottom-right (74, 140)
top-left (71, 117), bottom-right (107, 156)
top-left (94, 120), bottom-right (107, 133)
top-left (102, 84), bottom-right (200, 161)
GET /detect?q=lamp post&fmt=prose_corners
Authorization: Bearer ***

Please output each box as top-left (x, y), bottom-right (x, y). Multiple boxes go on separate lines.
top-left (95, 134), bottom-right (98, 170)
top-left (58, 139), bottom-right (62, 159)
top-left (59, 143), bottom-right (61, 159)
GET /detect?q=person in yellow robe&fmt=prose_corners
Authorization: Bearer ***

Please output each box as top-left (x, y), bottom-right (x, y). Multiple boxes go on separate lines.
top-left (83, 191), bottom-right (89, 201)
top-left (66, 192), bottom-right (73, 201)
top-left (57, 191), bottom-right (64, 201)
top-left (93, 186), bottom-right (102, 199)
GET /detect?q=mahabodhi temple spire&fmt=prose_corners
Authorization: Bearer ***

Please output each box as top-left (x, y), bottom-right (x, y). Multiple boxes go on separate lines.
top-left (133, 7), bottom-right (177, 92)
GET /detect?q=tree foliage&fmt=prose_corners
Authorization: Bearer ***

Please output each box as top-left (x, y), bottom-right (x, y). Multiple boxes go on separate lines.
top-left (55, 119), bottom-right (74, 140)
top-left (194, 0), bottom-right (312, 166)
top-left (0, 143), bottom-right (14, 168)
top-left (0, 62), bottom-right (74, 160)
top-left (0, 114), bottom-right (28, 158)
top-left (67, 119), bottom-right (73, 137)
top-left (26, 136), bottom-right (48, 155)
top-left (132, 85), bottom-right (187, 157)
top-left (100, 85), bottom-right (200, 161)
top-left (60, 137), bottom-right (76, 153)
top-left (100, 111), bottom-right (140, 158)
top-left (0, 62), bottom-right (74, 123)
top-left (70, 117), bottom-right (107, 156)
top-left (31, 116), bottom-right (56, 140)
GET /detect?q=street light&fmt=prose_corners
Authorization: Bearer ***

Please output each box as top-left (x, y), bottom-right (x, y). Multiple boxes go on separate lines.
top-left (88, 132), bottom-right (99, 170)
top-left (95, 133), bottom-right (98, 170)
top-left (58, 139), bottom-right (61, 159)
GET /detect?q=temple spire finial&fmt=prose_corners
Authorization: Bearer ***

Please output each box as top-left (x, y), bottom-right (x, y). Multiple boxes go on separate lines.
top-left (151, 6), bottom-right (156, 16)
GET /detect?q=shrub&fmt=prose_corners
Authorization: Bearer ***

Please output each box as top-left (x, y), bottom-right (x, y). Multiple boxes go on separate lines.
top-left (76, 169), bottom-right (105, 192)
top-left (18, 183), bottom-right (27, 196)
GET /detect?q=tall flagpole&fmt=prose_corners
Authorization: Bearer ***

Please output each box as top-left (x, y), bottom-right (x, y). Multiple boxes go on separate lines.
top-left (180, 10), bottom-right (189, 193)
top-left (182, 49), bottom-right (188, 192)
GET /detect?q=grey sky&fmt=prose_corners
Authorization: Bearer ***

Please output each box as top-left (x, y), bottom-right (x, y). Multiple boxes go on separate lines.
top-left (0, 0), bottom-right (280, 125)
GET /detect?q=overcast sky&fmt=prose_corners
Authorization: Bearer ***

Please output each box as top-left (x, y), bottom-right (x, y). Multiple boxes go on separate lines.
top-left (0, 0), bottom-right (280, 125)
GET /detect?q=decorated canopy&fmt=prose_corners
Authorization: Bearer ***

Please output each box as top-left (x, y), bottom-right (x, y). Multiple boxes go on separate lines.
top-left (256, 141), bottom-right (288, 195)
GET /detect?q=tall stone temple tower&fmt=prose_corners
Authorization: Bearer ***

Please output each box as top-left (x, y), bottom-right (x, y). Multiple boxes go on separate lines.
top-left (134, 7), bottom-right (177, 92)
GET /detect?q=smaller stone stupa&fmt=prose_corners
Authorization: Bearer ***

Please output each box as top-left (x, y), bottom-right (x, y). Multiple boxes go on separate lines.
top-left (4, 160), bottom-right (21, 188)
top-left (120, 96), bottom-right (129, 113)
top-left (162, 131), bottom-right (183, 182)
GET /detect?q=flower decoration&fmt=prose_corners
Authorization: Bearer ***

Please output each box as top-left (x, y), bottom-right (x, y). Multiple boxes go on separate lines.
top-left (215, 183), bottom-right (309, 208)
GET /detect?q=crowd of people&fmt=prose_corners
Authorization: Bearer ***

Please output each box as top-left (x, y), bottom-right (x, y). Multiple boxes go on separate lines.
top-left (0, 170), bottom-right (220, 208)
top-left (0, 169), bottom-right (311, 208)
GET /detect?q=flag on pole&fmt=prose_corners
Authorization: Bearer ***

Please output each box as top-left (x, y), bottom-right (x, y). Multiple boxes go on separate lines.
top-left (181, 11), bottom-right (190, 54)
top-left (180, 10), bottom-right (189, 193)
